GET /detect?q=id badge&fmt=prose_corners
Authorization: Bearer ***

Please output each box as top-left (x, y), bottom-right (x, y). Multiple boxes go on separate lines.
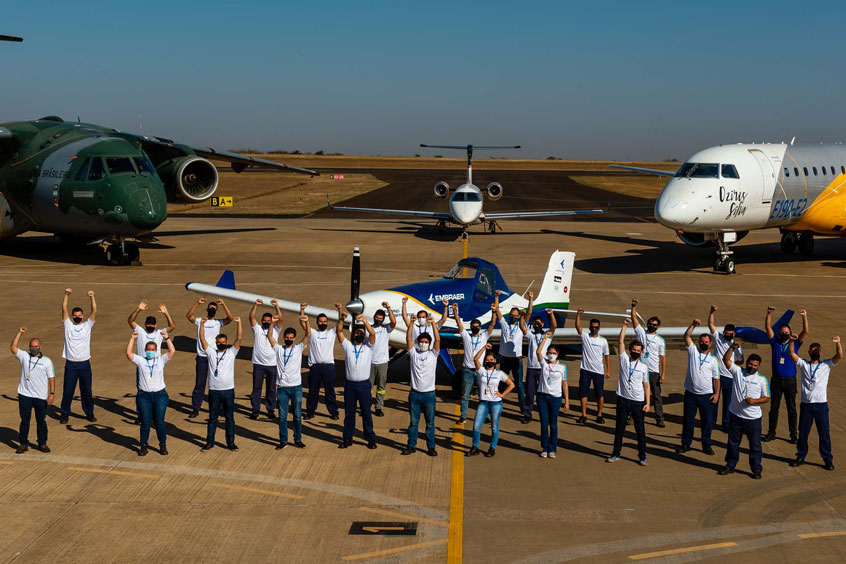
top-left (214, 370), bottom-right (218, 379)
top-left (779, 358), bottom-right (785, 365)
top-left (485, 387), bottom-right (491, 397)
top-left (810, 381), bottom-right (816, 391)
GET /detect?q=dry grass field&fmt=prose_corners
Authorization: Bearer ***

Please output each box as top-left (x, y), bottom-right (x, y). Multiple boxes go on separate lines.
top-left (570, 174), bottom-right (670, 199)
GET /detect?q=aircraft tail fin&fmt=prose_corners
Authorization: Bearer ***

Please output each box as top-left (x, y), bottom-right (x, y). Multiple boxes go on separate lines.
top-left (534, 251), bottom-right (575, 310)
top-left (215, 270), bottom-right (236, 290)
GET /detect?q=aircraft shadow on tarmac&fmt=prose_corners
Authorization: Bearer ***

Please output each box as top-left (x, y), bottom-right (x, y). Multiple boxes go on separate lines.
top-left (310, 220), bottom-right (560, 242)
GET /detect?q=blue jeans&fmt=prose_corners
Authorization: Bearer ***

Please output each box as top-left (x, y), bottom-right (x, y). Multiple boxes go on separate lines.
top-left (725, 413), bottom-right (762, 473)
top-left (536, 393), bottom-right (562, 453)
top-left (797, 402), bottom-right (832, 463)
top-left (307, 363), bottom-right (338, 416)
top-left (500, 356), bottom-right (524, 408)
top-left (682, 391), bottom-right (717, 448)
top-left (61, 360), bottom-right (94, 416)
top-left (343, 380), bottom-right (375, 442)
top-left (207, 388), bottom-right (236, 446)
top-left (192, 355), bottom-right (209, 411)
top-left (251, 364), bottom-right (278, 414)
top-left (407, 390), bottom-right (436, 449)
top-left (524, 368), bottom-right (541, 418)
top-left (137, 389), bottom-right (169, 447)
top-left (472, 400), bottom-right (503, 449)
top-left (460, 368), bottom-right (477, 419)
top-left (19, 394), bottom-right (48, 446)
top-left (277, 385), bottom-right (303, 444)
top-left (719, 376), bottom-right (732, 428)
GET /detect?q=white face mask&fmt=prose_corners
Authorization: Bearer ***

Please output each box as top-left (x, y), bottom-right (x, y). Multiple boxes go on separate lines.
top-left (547, 353), bottom-right (558, 363)
top-left (417, 317), bottom-right (427, 327)
top-left (418, 342), bottom-right (430, 352)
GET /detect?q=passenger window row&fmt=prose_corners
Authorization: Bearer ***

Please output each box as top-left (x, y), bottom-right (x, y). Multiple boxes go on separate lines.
top-left (784, 165), bottom-right (846, 178)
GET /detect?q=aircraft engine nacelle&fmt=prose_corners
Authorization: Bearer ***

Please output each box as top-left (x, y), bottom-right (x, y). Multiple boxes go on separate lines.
top-left (434, 181), bottom-right (450, 199)
top-left (485, 182), bottom-right (503, 201)
top-left (157, 156), bottom-right (220, 202)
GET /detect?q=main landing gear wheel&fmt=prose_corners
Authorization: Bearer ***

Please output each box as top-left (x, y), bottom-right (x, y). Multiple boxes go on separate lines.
top-left (780, 232), bottom-right (798, 255)
top-left (105, 242), bottom-right (141, 266)
top-left (798, 232), bottom-right (814, 256)
top-left (714, 237), bottom-right (736, 274)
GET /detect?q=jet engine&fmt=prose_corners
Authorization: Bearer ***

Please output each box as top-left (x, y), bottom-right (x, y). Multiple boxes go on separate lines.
top-left (156, 156), bottom-right (219, 202)
top-left (434, 181), bottom-right (450, 199)
top-left (485, 182), bottom-right (503, 201)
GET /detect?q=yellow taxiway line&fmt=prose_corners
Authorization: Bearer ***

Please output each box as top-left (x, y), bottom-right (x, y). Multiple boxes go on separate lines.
top-left (798, 531), bottom-right (846, 539)
top-left (448, 403), bottom-right (465, 563)
top-left (629, 541), bottom-right (737, 560)
top-left (356, 506), bottom-right (448, 528)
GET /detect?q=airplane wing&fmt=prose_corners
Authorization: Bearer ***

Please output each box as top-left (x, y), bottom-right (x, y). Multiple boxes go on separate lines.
top-left (609, 164), bottom-right (677, 177)
top-left (484, 208), bottom-right (607, 220)
top-left (328, 204), bottom-right (452, 219)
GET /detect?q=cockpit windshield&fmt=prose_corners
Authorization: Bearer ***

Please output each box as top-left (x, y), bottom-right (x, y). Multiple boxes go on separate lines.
top-left (674, 163), bottom-right (719, 179)
top-left (445, 260), bottom-right (478, 279)
top-left (106, 157), bottom-right (136, 175)
top-left (453, 192), bottom-right (482, 202)
top-left (133, 156), bottom-right (155, 174)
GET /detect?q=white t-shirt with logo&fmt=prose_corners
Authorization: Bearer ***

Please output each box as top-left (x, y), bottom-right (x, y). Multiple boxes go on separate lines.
top-left (712, 331), bottom-right (743, 379)
top-left (308, 327), bottom-right (336, 365)
top-left (539, 356), bottom-right (567, 397)
top-left (205, 345), bottom-right (239, 390)
top-left (617, 353), bottom-right (649, 402)
top-left (252, 323), bottom-right (281, 366)
top-left (131, 353), bottom-right (170, 393)
top-left (195, 319), bottom-right (224, 357)
top-left (409, 347), bottom-right (438, 392)
top-left (342, 340), bottom-right (373, 382)
top-left (580, 330), bottom-right (609, 374)
top-left (684, 344), bottom-right (721, 395)
top-left (798, 359), bottom-right (833, 404)
top-left (16, 351), bottom-right (55, 400)
top-left (371, 325), bottom-right (393, 365)
top-left (476, 368), bottom-right (508, 402)
top-left (134, 329), bottom-right (164, 355)
top-left (634, 326), bottom-right (666, 373)
top-left (499, 319), bottom-right (524, 357)
top-left (527, 331), bottom-right (548, 370)
top-left (411, 320), bottom-right (429, 343)
top-left (63, 318), bottom-right (94, 361)
top-left (274, 342), bottom-right (305, 387)
top-left (461, 329), bottom-right (489, 369)
top-left (728, 365), bottom-right (770, 420)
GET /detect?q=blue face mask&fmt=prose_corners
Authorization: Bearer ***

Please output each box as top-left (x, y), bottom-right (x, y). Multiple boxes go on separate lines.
top-left (145, 350), bottom-right (156, 359)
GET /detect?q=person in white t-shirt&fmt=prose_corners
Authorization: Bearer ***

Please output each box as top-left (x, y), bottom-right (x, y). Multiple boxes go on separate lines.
top-left (535, 332), bottom-right (568, 459)
top-left (787, 335), bottom-right (841, 470)
top-left (11, 327), bottom-right (55, 454)
top-left (525, 303), bottom-right (558, 425)
top-left (631, 299), bottom-right (667, 427)
top-left (718, 346), bottom-right (770, 479)
top-left (494, 289), bottom-right (529, 416)
top-left (59, 288), bottom-right (97, 424)
top-left (185, 297), bottom-right (233, 418)
top-left (676, 319), bottom-right (721, 455)
top-left (400, 314), bottom-right (441, 456)
top-left (267, 313), bottom-right (311, 450)
top-left (708, 305), bottom-right (744, 432)
top-left (606, 319), bottom-right (650, 465)
top-left (125, 330), bottom-right (175, 456)
top-left (198, 316), bottom-right (242, 452)
top-left (370, 301), bottom-right (397, 417)
top-left (128, 300), bottom-right (176, 425)
top-left (336, 304), bottom-right (378, 449)
top-left (454, 301), bottom-right (497, 424)
top-left (401, 297), bottom-right (449, 345)
top-left (466, 344), bottom-right (515, 457)
top-left (305, 312), bottom-right (340, 421)
top-left (248, 299), bottom-right (284, 420)
top-left (575, 308), bottom-right (611, 425)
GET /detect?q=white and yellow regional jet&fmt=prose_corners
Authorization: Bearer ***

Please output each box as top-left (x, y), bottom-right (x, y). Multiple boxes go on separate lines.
top-left (614, 142), bottom-right (846, 273)
top-left (330, 144), bottom-right (606, 233)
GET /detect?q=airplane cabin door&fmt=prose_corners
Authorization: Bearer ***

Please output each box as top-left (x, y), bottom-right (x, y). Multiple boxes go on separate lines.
top-left (748, 149), bottom-right (776, 204)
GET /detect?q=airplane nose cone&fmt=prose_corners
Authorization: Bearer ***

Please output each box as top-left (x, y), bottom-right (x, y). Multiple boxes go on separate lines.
top-left (126, 181), bottom-right (168, 231)
top-left (451, 202), bottom-right (480, 225)
top-left (654, 181), bottom-right (691, 230)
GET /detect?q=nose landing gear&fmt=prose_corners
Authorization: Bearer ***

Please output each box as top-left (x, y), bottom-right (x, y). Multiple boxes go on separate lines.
top-left (104, 239), bottom-right (141, 266)
top-left (714, 234), bottom-right (736, 274)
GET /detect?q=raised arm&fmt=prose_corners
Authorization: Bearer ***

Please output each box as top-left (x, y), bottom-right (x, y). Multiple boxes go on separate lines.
top-left (519, 311), bottom-right (528, 335)
top-left (452, 303), bottom-right (464, 333)
top-left (765, 306), bottom-right (775, 339)
top-left (431, 315), bottom-right (441, 353)
top-left (474, 343), bottom-right (491, 371)
top-left (233, 317), bottom-right (243, 348)
top-left (401, 297), bottom-right (411, 327)
top-left (87, 291), bottom-right (97, 321)
top-left (787, 333), bottom-right (801, 363)
top-left (832, 336), bottom-right (842, 365)
top-left (708, 304), bottom-right (717, 334)
top-left (525, 291), bottom-right (535, 321)
top-left (126, 333), bottom-right (137, 361)
top-left (618, 319), bottom-right (629, 352)
top-left (437, 299), bottom-right (449, 329)
top-left (186, 297), bottom-right (204, 323)
top-left (273, 300), bottom-right (284, 329)
top-left (62, 288), bottom-right (71, 320)
top-left (575, 308), bottom-right (584, 334)
top-left (249, 299), bottom-right (261, 327)
top-left (128, 300), bottom-right (147, 329)
top-left (537, 332), bottom-right (552, 363)
top-left (335, 303), bottom-right (346, 343)
top-left (798, 309), bottom-right (809, 342)
top-left (359, 315), bottom-right (376, 345)
top-left (494, 290), bottom-right (503, 321)
top-left (684, 318), bottom-right (699, 347)
top-left (547, 308), bottom-right (558, 332)
top-left (267, 316), bottom-right (279, 347)
top-left (198, 317), bottom-right (210, 351)
top-left (218, 299), bottom-right (234, 326)
top-left (487, 303), bottom-right (497, 335)
top-left (383, 301), bottom-right (397, 330)
top-left (630, 299), bottom-right (640, 328)
top-left (723, 342), bottom-right (740, 369)
top-left (162, 330), bottom-right (175, 359)
top-left (406, 315), bottom-right (415, 351)
top-left (300, 314), bottom-right (311, 346)
top-left (10, 327), bottom-right (26, 355)
top-left (159, 303), bottom-right (176, 332)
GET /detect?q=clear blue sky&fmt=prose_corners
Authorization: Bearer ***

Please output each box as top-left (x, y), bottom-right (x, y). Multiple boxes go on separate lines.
top-left (3, 0), bottom-right (846, 160)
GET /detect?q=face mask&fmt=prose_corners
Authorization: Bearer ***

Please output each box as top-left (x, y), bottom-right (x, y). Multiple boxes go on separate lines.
top-left (630, 352), bottom-right (641, 360)
top-left (145, 350), bottom-right (156, 359)
top-left (779, 334), bottom-right (790, 343)
top-left (698, 342), bottom-right (709, 352)
top-left (547, 353), bottom-right (558, 362)
top-left (589, 327), bottom-right (599, 336)
top-left (207, 307), bottom-right (217, 318)
top-left (29, 347), bottom-right (40, 356)
top-left (261, 322), bottom-right (271, 330)
top-left (745, 366), bottom-right (757, 375)
top-left (73, 317), bottom-right (83, 324)
top-left (470, 326), bottom-right (480, 335)
top-left (216, 343), bottom-right (228, 351)
top-left (509, 315), bottom-right (518, 324)
top-left (145, 326), bottom-right (156, 334)
top-left (724, 333), bottom-right (734, 341)
top-left (484, 361), bottom-right (495, 368)
top-left (646, 325), bottom-right (658, 334)
top-left (317, 323), bottom-right (328, 331)
top-left (810, 351), bottom-right (821, 361)
top-left (418, 342), bottom-right (430, 352)
top-left (284, 338), bottom-right (294, 347)
top-left (534, 325), bottom-right (543, 334)
top-left (353, 333), bottom-right (365, 344)
top-left (373, 319), bottom-right (383, 327)
top-left (417, 318), bottom-right (427, 327)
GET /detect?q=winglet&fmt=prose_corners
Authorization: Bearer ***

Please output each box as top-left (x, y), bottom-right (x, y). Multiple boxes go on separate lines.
top-left (215, 270), bottom-right (236, 290)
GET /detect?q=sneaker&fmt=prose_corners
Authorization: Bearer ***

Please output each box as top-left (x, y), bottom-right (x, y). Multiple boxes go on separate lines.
top-left (484, 448), bottom-right (496, 457)
top-left (761, 433), bottom-right (775, 442)
top-left (656, 418), bottom-right (666, 428)
top-left (330, 413), bottom-right (340, 421)
top-left (426, 448), bottom-right (437, 457)
top-left (824, 461), bottom-right (835, 471)
top-left (134, 417), bottom-right (141, 426)
top-left (457, 417), bottom-right (466, 425)
top-left (201, 443), bottom-right (213, 452)
top-left (338, 440), bottom-right (352, 449)
top-left (400, 447), bottom-right (414, 455)
top-left (596, 416), bottom-right (606, 425)
top-left (374, 409), bottom-right (384, 417)
top-left (159, 446), bottom-right (168, 455)
top-left (36, 444), bottom-right (50, 453)
top-left (703, 446), bottom-right (715, 456)
top-left (294, 441), bottom-right (306, 449)
top-left (676, 445), bottom-right (691, 454)
top-left (789, 457), bottom-right (805, 467)
top-left (638, 458), bottom-right (648, 466)
top-left (605, 455), bottom-right (621, 463)
top-left (275, 442), bottom-right (287, 450)
top-left (267, 410), bottom-right (276, 420)
top-left (15, 444), bottom-right (28, 454)
top-left (303, 413), bottom-right (315, 420)
top-left (227, 444), bottom-right (239, 452)
top-left (367, 441), bottom-right (377, 450)
top-left (138, 445), bottom-right (148, 456)
top-left (465, 447), bottom-right (481, 457)
top-left (789, 437), bottom-right (797, 445)
top-left (548, 452), bottom-right (556, 459)
top-left (717, 466), bottom-right (735, 475)
top-left (59, 415), bottom-right (69, 424)
top-left (188, 410), bottom-right (199, 419)
top-left (520, 417), bottom-right (531, 424)
top-left (577, 415), bottom-right (587, 424)
top-left (86, 414), bottom-right (97, 422)
top-left (249, 413), bottom-right (259, 420)
top-left (540, 452), bottom-right (548, 458)
top-left (752, 472), bottom-right (762, 479)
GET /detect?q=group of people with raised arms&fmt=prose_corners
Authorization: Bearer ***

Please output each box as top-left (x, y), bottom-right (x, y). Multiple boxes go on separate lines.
top-left (7, 289), bottom-right (840, 477)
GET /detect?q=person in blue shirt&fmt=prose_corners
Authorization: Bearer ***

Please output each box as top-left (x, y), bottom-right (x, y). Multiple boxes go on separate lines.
top-left (763, 307), bottom-right (809, 444)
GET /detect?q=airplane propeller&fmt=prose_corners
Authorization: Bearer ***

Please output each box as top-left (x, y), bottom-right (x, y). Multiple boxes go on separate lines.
top-left (345, 247), bottom-right (365, 316)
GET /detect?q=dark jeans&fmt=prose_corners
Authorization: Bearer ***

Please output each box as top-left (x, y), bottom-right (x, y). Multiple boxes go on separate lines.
top-left (250, 364), bottom-right (278, 414)
top-left (649, 371), bottom-right (664, 419)
top-left (612, 396), bottom-right (646, 459)
top-left (681, 391), bottom-right (717, 448)
top-left (536, 392), bottom-right (563, 453)
top-left (524, 368), bottom-right (541, 418)
top-left (19, 394), bottom-right (48, 446)
top-left (726, 413), bottom-right (763, 473)
top-left (61, 360), bottom-right (93, 416)
top-left (277, 385), bottom-right (303, 444)
top-left (797, 402), bottom-right (832, 463)
top-left (343, 380), bottom-right (375, 442)
top-left (137, 389), bottom-right (169, 447)
top-left (459, 368), bottom-right (477, 419)
top-left (720, 376), bottom-right (733, 428)
top-left (207, 388), bottom-right (236, 447)
top-left (307, 363), bottom-right (338, 416)
top-left (407, 390), bottom-right (436, 449)
top-left (500, 356), bottom-right (523, 409)
top-left (191, 355), bottom-right (209, 411)
top-left (768, 376), bottom-right (798, 438)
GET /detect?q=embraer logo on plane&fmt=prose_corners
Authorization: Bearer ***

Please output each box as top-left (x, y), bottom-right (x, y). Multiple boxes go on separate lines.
top-left (428, 292), bottom-right (465, 305)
